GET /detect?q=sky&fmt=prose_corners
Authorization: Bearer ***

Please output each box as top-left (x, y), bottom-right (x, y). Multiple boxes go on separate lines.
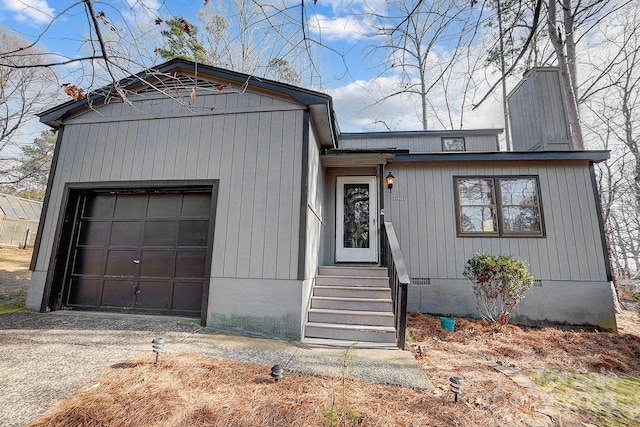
top-left (0, 0), bottom-right (506, 135)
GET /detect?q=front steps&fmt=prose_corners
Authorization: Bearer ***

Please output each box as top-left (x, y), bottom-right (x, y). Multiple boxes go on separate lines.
top-left (303, 266), bottom-right (397, 349)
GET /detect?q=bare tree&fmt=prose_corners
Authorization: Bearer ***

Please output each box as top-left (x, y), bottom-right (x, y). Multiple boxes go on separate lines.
top-left (199, 0), bottom-right (304, 84)
top-left (585, 1), bottom-right (640, 282)
top-left (366, 0), bottom-right (485, 130)
top-left (0, 27), bottom-right (59, 184)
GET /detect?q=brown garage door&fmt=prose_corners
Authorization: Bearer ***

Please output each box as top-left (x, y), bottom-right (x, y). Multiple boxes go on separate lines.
top-left (63, 190), bottom-right (212, 317)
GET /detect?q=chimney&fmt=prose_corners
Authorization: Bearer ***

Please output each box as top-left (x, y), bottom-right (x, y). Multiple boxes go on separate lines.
top-left (507, 67), bottom-right (572, 151)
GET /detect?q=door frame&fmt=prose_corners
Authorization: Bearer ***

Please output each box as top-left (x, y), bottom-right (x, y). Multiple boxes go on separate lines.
top-left (41, 180), bottom-right (218, 325)
top-left (335, 175), bottom-right (378, 263)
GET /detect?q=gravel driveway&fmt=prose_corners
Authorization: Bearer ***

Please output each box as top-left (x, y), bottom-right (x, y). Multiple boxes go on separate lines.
top-left (0, 310), bottom-right (432, 427)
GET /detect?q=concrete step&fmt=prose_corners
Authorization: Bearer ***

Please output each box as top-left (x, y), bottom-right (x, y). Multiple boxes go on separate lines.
top-left (301, 337), bottom-right (397, 349)
top-left (305, 322), bottom-right (396, 343)
top-left (308, 308), bottom-right (395, 327)
top-left (310, 296), bottom-right (393, 312)
top-left (318, 266), bottom-right (388, 278)
top-left (315, 275), bottom-right (389, 287)
top-left (313, 285), bottom-right (391, 299)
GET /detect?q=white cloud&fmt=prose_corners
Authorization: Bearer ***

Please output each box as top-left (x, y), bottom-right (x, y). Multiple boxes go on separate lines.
top-left (1, 0), bottom-right (54, 25)
top-left (315, 0), bottom-right (387, 16)
top-left (121, 0), bottom-right (163, 26)
top-left (307, 13), bottom-right (373, 42)
top-left (328, 70), bottom-right (506, 133)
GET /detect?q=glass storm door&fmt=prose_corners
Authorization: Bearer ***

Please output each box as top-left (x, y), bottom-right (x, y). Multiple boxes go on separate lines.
top-left (336, 176), bottom-right (378, 262)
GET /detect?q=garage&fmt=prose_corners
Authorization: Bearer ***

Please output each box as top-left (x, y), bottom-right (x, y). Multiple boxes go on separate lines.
top-left (46, 185), bottom-right (216, 319)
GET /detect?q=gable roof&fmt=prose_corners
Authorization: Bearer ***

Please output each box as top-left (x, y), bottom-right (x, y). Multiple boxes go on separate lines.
top-left (38, 59), bottom-right (338, 147)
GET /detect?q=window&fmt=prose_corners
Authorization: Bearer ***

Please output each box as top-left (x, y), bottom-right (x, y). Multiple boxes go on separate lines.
top-left (442, 137), bottom-right (465, 152)
top-left (455, 176), bottom-right (544, 236)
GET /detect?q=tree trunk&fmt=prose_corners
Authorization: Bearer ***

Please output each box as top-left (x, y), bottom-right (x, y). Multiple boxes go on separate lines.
top-left (497, 0), bottom-right (512, 150)
top-left (547, 0), bottom-right (585, 150)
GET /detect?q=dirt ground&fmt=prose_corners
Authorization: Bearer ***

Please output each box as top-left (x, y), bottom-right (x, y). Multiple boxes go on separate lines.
top-left (2, 246), bottom-right (640, 426)
top-left (0, 246), bottom-right (32, 311)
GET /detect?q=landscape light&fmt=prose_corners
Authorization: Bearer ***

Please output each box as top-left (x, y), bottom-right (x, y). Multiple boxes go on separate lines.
top-left (449, 376), bottom-right (464, 402)
top-left (152, 337), bottom-right (165, 363)
top-left (270, 364), bottom-right (284, 382)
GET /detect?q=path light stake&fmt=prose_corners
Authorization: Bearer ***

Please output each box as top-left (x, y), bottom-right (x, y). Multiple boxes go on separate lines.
top-left (449, 377), bottom-right (464, 403)
top-left (270, 364), bottom-right (284, 382)
top-left (152, 337), bottom-right (165, 363)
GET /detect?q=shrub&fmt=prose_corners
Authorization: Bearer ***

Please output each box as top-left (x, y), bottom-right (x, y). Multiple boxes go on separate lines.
top-left (463, 253), bottom-right (534, 326)
top-left (633, 288), bottom-right (640, 316)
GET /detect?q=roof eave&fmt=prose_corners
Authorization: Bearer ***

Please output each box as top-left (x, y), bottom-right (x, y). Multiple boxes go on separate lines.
top-left (38, 59), bottom-right (334, 131)
top-left (392, 150), bottom-right (610, 163)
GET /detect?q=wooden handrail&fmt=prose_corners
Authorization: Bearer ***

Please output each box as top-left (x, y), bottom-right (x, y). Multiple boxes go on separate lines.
top-left (382, 221), bottom-right (410, 349)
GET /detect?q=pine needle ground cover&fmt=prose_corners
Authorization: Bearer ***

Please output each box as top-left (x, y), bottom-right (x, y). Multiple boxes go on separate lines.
top-left (26, 310), bottom-right (640, 427)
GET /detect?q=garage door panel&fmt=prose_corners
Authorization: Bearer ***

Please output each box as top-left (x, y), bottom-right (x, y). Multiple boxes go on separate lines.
top-left (109, 221), bottom-right (141, 246)
top-left (147, 193), bottom-right (180, 217)
top-left (68, 278), bottom-right (101, 305)
top-left (136, 280), bottom-right (172, 309)
top-left (143, 221), bottom-right (177, 246)
top-left (73, 249), bottom-right (104, 275)
top-left (140, 250), bottom-right (174, 277)
top-left (175, 251), bottom-right (206, 278)
top-left (78, 221), bottom-right (110, 246)
top-left (84, 193), bottom-right (115, 218)
top-left (101, 280), bottom-right (134, 307)
top-left (178, 220), bottom-right (209, 246)
top-left (182, 193), bottom-right (211, 216)
top-left (172, 281), bottom-right (204, 311)
top-left (114, 194), bottom-right (146, 218)
top-left (105, 250), bottom-right (137, 276)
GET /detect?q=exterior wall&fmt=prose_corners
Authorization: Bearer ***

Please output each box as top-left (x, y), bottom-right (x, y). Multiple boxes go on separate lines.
top-left (0, 218), bottom-right (39, 247)
top-left (27, 89), bottom-right (308, 336)
top-left (300, 120), bottom-right (326, 333)
top-left (384, 159), bottom-right (615, 329)
top-left (409, 279), bottom-right (616, 330)
top-left (508, 68), bottom-right (572, 151)
top-left (207, 277), bottom-right (302, 338)
top-left (339, 131), bottom-right (500, 152)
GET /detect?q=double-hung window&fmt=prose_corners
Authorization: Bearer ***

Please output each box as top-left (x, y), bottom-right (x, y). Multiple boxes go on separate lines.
top-left (455, 176), bottom-right (544, 236)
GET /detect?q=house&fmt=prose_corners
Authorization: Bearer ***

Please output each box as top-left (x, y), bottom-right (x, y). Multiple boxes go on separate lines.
top-left (0, 193), bottom-right (42, 248)
top-left (26, 61), bottom-right (616, 348)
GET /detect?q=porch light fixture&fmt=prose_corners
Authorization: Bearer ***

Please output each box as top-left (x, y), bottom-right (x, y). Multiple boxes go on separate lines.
top-left (270, 364), bottom-right (284, 382)
top-left (449, 376), bottom-right (464, 402)
top-left (385, 172), bottom-right (395, 192)
top-left (152, 337), bottom-right (165, 363)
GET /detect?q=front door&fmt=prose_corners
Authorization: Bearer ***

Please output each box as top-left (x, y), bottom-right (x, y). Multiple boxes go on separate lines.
top-left (336, 176), bottom-right (378, 262)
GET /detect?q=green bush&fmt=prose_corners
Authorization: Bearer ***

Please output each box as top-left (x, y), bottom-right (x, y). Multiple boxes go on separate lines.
top-left (633, 288), bottom-right (640, 316)
top-left (463, 253), bottom-right (534, 325)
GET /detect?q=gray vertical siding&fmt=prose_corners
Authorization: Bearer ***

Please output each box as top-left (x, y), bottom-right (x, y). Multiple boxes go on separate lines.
top-left (339, 132), bottom-right (500, 152)
top-left (304, 121), bottom-right (325, 279)
top-left (33, 91), bottom-right (305, 283)
top-left (384, 160), bottom-right (608, 282)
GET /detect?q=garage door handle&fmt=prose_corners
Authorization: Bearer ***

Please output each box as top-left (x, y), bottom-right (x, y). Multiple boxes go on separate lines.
top-left (133, 259), bottom-right (141, 264)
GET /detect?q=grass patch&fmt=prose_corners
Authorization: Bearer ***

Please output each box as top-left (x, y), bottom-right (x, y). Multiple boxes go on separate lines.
top-left (0, 295), bottom-right (26, 314)
top-left (534, 370), bottom-right (640, 427)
